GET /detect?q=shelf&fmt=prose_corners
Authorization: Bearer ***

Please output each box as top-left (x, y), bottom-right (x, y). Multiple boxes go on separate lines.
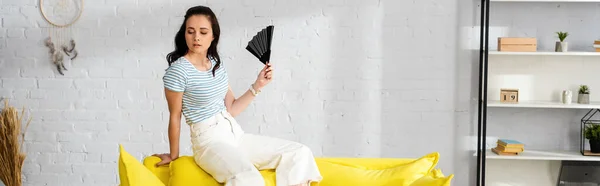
top-left (491, 0), bottom-right (600, 2)
top-left (487, 100), bottom-right (600, 109)
top-left (488, 51), bottom-right (600, 56)
top-left (484, 149), bottom-right (600, 161)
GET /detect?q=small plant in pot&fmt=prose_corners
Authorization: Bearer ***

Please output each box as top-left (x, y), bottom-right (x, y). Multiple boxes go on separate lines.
top-left (555, 31), bottom-right (569, 52)
top-left (579, 85), bottom-right (590, 104)
top-left (585, 123), bottom-right (600, 153)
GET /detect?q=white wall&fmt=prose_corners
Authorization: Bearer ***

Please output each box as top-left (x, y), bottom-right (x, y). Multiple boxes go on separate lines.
top-left (0, 0), bottom-right (480, 185)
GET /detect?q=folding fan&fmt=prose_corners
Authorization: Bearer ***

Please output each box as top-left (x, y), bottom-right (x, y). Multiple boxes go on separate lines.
top-left (246, 25), bottom-right (274, 64)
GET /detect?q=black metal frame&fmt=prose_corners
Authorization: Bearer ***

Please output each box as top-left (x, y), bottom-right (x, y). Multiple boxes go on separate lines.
top-left (477, 0), bottom-right (490, 185)
top-left (580, 109), bottom-right (600, 155)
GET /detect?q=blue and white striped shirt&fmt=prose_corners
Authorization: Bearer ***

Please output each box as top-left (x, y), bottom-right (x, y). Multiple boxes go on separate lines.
top-left (162, 56), bottom-right (229, 125)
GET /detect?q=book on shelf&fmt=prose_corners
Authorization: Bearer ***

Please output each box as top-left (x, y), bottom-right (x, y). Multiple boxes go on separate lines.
top-left (492, 139), bottom-right (524, 156)
top-left (498, 139), bottom-right (524, 147)
top-left (496, 144), bottom-right (523, 152)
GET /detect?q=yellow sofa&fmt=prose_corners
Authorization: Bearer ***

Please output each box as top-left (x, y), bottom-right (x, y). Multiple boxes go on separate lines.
top-left (118, 145), bottom-right (453, 186)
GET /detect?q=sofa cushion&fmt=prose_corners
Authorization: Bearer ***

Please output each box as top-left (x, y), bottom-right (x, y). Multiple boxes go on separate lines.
top-left (118, 144), bottom-right (165, 186)
top-left (168, 156), bottom-right (278, 186)
top-left (143, 152), bottom-right (441, 186)
top-left (145, 156), bottom-right (412, 185)
top-left (315, 152), bottom-right (439, 186)
top-left (143, 156), bottom-right (171, 185)
top-left (314, 157), bottom-right (417, 169)
top-left (409, 168), bottom-right (454, 186)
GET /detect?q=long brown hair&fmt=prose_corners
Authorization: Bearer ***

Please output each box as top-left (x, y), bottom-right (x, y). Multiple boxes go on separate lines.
top-left (166, 5), bottom-right (221, 77)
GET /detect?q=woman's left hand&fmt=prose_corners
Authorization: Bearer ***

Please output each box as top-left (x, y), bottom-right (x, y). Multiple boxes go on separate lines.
top-left (152, 153), bottom-right (174, 167)
top-left (254, 62), bottom-right (273, 91)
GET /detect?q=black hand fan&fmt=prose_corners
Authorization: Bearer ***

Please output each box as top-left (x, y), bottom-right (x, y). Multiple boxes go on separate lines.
top-left (246, 25), bottom-right (274, 64)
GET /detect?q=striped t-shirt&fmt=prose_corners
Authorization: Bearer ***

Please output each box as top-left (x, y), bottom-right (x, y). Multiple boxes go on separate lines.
top-left (162, 56), bottom-right (228, 125)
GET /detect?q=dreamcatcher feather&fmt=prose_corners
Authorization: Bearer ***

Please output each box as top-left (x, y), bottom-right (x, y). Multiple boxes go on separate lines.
top-left (40, 0), bottom-right (83, 75)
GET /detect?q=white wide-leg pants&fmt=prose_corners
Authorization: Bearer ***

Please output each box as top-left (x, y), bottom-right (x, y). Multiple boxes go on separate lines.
top-left (190, 110), bottom-right (323, 186)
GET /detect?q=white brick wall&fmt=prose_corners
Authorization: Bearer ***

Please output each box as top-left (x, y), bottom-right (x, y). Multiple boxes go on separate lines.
top-left (1, 0), bottom-right (480, 185)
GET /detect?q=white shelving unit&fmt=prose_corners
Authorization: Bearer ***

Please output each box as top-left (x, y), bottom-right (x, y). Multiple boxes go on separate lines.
top-left (485, 149), bottom-right (600, 161)
top-left (491, 0), bottom-right (600, 2)
top-left (483, 1), bottom-right (600, 185)
top-left (489, 51), bottom-right (600, 56)
top-left (488, 100), bottom-right (600, 109)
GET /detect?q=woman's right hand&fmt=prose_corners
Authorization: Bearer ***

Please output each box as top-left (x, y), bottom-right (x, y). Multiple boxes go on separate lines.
top-left (253, 63), bottom-right (273, 91)
top-left (153, 153), bottom-right (173, 167)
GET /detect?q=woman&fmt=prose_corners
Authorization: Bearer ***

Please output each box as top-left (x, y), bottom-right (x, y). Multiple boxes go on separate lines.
top-left (153, 5), bottom-right (323, 186)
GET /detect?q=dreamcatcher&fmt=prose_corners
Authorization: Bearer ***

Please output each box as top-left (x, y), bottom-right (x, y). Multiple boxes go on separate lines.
top-left (40, 0), bottom-right (83, 75)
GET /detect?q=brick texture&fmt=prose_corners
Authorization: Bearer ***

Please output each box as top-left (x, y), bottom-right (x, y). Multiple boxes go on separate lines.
top-left (0, 0), bottom-right (481, 185)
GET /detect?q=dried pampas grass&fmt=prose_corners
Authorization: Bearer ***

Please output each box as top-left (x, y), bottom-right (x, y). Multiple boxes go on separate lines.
top-left (0, 100), bottom-right (32, 186)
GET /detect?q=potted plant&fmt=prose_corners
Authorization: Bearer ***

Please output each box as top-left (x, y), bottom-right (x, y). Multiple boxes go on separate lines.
top-left (579, 85), bottom-right (590, 104)
top-left (555, 31), bottom-right (569, 52)
top-left (585, 124), bottom-right (600, 153)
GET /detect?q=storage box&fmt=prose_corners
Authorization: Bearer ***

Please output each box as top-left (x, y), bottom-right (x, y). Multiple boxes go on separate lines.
top-left (500, 89), bottom-right (519, 103)
top-left (558, 161), bottom-right (600, 185)
top-left (498, 37), bottom-right (537, 52)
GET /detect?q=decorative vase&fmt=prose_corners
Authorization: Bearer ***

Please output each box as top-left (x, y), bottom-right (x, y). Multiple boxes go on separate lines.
top-left (555, 41), bottom-right (568, 52)
top-left (590, 139), bottom-right (600, 153)
top-left (562, 90), bottom-right (572, 104)
top-left (578, 93), bottom-right (590, 104)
